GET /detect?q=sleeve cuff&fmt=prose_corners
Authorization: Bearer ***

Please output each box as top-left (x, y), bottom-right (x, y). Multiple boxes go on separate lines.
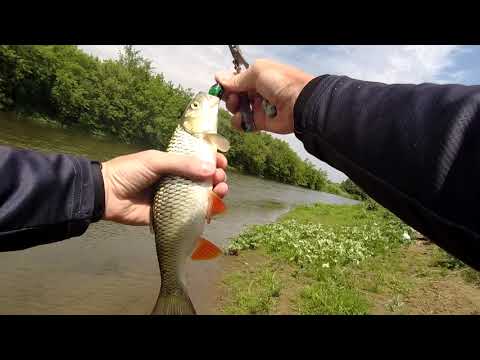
top-left (293, 74), bottom-right (347, 143)
top-left (90, 161), bottom-right (105, 222)
top-left (293, 75), bottom-right (329, 140)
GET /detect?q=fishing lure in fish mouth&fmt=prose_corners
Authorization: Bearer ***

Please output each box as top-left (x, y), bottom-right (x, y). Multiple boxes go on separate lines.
top-left (150, 90), bottom-right (230, 315)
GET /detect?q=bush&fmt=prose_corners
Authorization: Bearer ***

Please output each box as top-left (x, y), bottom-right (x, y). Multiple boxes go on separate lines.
top-left (229, 209), bottom-right (413, 270)
top-left (364, 198), bottom-right (379, 211)
top-left (341, 178), bottom-right (369, 200)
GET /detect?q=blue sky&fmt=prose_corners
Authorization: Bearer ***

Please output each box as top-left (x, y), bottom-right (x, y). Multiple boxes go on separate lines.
top-left (78, 45), bottom-right (480, 182)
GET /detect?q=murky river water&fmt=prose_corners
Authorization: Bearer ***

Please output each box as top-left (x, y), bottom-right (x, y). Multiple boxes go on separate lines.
top-left (0, 113), bottom-right (357, 314)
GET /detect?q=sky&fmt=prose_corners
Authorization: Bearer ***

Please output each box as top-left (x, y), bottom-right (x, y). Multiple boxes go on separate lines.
top-left (78, 45), bottom-right (480, 182)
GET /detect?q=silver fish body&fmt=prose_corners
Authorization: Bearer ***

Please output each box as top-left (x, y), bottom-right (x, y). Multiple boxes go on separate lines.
top-left (150, 92), bottom-right (229, 315)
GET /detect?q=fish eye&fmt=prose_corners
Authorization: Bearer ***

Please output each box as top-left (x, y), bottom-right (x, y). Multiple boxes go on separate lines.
top-left (191, 101), bottom-right (199, 109)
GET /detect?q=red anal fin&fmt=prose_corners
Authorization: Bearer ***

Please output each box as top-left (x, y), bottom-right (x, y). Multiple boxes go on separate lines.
top-left (207, 191), bottom-right (226, 222)
top-left (191, 237), bottom-right (222, 261)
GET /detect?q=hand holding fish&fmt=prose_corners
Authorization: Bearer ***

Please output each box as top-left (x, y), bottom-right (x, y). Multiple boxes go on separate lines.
top-left (100, 150), bottom-right (228, 226)
top-left (215, 59), bottom-right (314, 134)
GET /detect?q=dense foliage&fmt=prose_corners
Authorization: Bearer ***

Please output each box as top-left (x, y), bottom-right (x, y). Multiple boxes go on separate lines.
top-left (228, 202), bottom-right (414, 269)
top-left (0, 45), bottom-right (338, 192)
top-left (0, 45), bottom-right (192, 148)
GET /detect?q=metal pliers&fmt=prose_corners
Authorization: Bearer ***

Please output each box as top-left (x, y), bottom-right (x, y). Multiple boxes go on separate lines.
top-left (228, 45), bottom-right (277, 132)
top-left (229, 45), bottom-right (249, 74)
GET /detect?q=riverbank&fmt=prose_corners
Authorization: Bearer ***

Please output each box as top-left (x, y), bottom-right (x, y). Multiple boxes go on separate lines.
top-left (215, 202), bottom-right (480, 315)
top-left (1, 111), bottom-right (362, 314)
top-left (3, 111), bottom-right (352, 199)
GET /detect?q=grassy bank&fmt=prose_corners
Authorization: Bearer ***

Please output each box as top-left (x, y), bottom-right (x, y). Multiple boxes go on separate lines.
top-left (217, 202), bottom-right (480, 315)
top-left (322, 182), bottom-right (355, 200)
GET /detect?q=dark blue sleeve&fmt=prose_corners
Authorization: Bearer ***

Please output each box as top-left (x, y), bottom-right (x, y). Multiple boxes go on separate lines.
top-left (294, 75), bottom-right (480, 271)
top-left (0, 145), bottom-right (105, 251)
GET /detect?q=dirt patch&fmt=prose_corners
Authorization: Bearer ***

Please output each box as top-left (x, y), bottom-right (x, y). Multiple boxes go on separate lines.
top-left (368, 241), bottom-right (480, 315)
top-left (400, 275), bottom-right (480, 315)
top-left (275, 265), bottom-right (303, 315)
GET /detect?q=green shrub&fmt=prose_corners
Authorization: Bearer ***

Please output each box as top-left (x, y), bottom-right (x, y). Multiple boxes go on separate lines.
top-left (229, 206), bottom-right (413, 270)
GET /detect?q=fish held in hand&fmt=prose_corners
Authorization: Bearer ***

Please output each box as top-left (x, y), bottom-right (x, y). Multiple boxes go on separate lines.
top-left (150, 92), bottom-right (230, 315)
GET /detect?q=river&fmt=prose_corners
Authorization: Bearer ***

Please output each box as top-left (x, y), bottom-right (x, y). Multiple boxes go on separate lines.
top-left (0, 113), bottom-right (358, 314)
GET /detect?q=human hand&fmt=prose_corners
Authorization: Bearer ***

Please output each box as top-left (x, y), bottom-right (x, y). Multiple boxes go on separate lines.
top-left (101, 150), bottom-right (228, 225)
top-left (215, 59), bottom-right (314, 134)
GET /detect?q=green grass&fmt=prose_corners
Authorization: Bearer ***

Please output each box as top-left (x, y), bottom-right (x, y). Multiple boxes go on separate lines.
top-left (322, 182), bottom-right (355, 200)
top-left (281, 202), bottom-right (370, 226)
top-left (229, 202), bottom-right (413, 269)
top-left (222, 259), bottom-right (282, 315)
top-left (430, 246), bottom-right (466, 271)
top-left (292, 245), bottom-right (418, 314)
top-left (220, 201), bottom-right (418, 315)
top-left (280, 200), bottom-right (392, 226)
top-left (463, 268), bottom-right (480, 288)
top-left (298, 281), bottom-right (369, 315)
top-left (295, 267), bottom-right (369, 315)
top-left (431, 247), bottom-right (480, 287)
top-left (220, 201), bottom-right (480, 315)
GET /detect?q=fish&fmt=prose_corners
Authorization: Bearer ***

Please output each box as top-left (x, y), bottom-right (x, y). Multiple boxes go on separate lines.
top-left (150, 92), bottom-right (230, 315)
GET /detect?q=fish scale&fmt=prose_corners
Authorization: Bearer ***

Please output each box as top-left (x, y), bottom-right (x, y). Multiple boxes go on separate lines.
top-left (153, 127), bottom-right (209, 290)
top-left (151, 133), bottom-right (215, 312)
top-left (150, 92), bottom-right (229, 315)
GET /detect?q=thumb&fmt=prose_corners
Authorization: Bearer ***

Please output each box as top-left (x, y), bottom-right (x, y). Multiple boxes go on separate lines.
top-left (215, 68), bottom-right (257, 93)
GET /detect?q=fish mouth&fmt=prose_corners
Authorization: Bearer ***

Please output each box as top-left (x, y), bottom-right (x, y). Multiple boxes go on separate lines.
top-left (194, 92), bottom-right (220, 108)
top-left (207, 92), bottom-right (220, 104)
top-left (208, 96), bottom-right (220, 108)
top-left (180, 92), bottom-right (220, 136)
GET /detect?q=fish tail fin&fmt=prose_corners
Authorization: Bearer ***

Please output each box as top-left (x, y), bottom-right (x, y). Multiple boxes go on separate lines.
top-left (151, 285), bottom-right (196, 315)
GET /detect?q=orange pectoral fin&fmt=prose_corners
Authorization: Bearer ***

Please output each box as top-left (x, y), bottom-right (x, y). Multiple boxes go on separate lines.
top-left (207, 191), bottom-right (226, 221)
top-left (191, 237), bottom-right (223, 260)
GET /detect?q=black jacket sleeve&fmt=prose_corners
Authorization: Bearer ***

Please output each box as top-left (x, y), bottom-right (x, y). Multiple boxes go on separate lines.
top-left (0, 145), bottom-right (105, 251)
top-left (294, 75), bottom-right (480, 271)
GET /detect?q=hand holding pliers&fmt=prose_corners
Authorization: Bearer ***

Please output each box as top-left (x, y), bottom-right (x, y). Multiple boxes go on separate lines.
top-left (228, 45), bottom-right (277, 132)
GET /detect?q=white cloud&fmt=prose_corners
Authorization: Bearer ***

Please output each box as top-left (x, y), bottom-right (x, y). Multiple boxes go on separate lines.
top-left (79, 45), bottom-right (122, 61)
top-left (78, 45), bottom-right (465, 182)
top-left (79, 45), bottom-right (233, 92)
top-left (312, 45), bottom-right (464, 84)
